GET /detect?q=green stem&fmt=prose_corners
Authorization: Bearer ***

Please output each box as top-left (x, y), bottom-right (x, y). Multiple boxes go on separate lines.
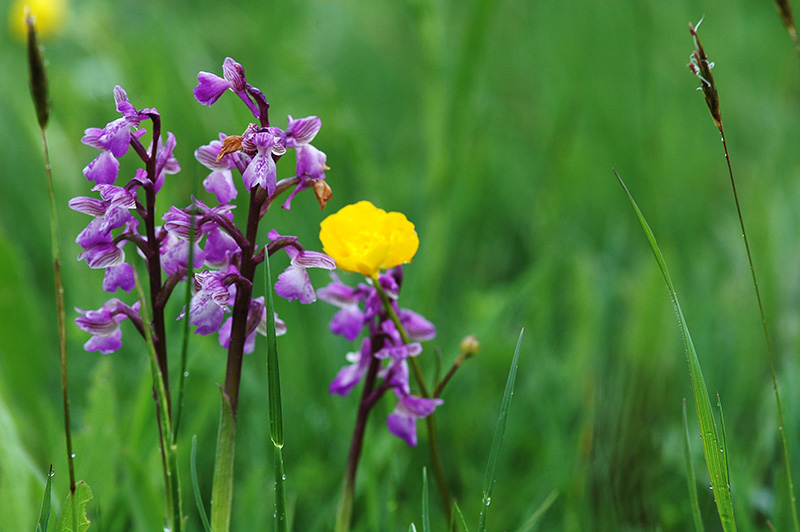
top-left (372, 280), bottom-right (452, 524)
top-left (718, 125), bottom-right (798, 531)
top-left (335, 350), bottom-right (382, 532)
top-left (134, 269), bottom-right (183, 532)
top-left (39, 124), bottom-right (78, 532)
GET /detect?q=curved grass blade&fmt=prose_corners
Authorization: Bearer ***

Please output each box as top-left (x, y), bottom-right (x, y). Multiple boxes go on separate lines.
top-left (512, 489), bottom-right (559, 532)
top-left (616, 170), bottom-right (736, 531)
top-left (35, 466), bottom-right (54, 532)
top-left (191, 436), bottom-right (212, 532)
top-left (477, 328), bottom-right (523, 532)
top-left (452, 501), bottom-right (469, 532)
top-left (683, 399), bottom-right (705, 532)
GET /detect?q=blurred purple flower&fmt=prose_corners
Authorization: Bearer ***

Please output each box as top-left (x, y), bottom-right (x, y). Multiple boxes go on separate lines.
top-left (75, 298), bottom-right (141, 354)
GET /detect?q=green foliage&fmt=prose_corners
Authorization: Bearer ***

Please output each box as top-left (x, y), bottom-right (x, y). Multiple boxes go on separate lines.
top-left (618, 172), bottom-right (737, 530)
top-left (54, 483), bottom-right (92, 532)
top-left (35, 467), bottom-right (53, 532)
top-left (3, 0), bottom-right (800, 530)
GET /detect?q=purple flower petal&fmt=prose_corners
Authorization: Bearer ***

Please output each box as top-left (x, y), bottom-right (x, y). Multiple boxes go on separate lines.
top-left (103, 262), bottom-right (135, 293)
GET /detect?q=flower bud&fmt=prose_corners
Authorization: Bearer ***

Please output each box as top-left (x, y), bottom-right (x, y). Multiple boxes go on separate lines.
top-left (459, 334), bottom-right (480, 358)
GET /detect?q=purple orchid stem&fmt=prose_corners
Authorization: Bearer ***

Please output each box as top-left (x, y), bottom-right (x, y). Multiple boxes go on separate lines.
top-left (335, 340), bottom-right (383, 532)
top-left (140, 113), bottom-right (172, 415)
top-left (222, 188), bottom-right (262, 415)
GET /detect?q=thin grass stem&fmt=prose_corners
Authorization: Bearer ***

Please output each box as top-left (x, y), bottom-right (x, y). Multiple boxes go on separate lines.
top-left (717, 126), bottom-right (799, 531)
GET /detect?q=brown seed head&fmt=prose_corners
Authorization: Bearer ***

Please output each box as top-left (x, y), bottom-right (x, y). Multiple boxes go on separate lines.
top-left (26, 12), bottom-right (50, 129)
top-left (688, 21), bottom-right (722, 130)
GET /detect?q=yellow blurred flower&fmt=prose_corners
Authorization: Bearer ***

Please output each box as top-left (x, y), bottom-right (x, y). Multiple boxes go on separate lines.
top-left (320, 201), bottom-right (419, 279)
top-left (9, 0), bottom-right (66, 41)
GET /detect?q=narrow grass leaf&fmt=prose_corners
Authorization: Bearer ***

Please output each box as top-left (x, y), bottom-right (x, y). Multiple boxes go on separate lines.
top-left (452, 501), bottom-right (469, 532)
top-left (422, 468), bottom-right (430, 532)
top-left (717, 394), bottom-right (731, 485)
top-left (210, 390), bottom-right (236, 532)
top-left (683, 399), bottom-right (705, 532)
top-left (512, 489), bottom-right (559, 532)
top-left (478, 328), bottom-right (523, 532)
top-left (264, 255), bottom-right (287, 532)
top-left (54, 482), bottom-right (92, 532)
top-left (191, 436), bottom-right (212, 532)
top-left (616, 171), bottom-right (736, 532)
top-left (409, 524), bottom-right (418, 532)
top-left (265, 253), bottom-right (283, 447)
top-left (35, 466), bottom-right (53, 532)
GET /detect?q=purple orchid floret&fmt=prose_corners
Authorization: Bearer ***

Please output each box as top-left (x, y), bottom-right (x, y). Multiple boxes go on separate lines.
top-left (374, 321), bottom-right (422, 360)
top-left (81, 86), bottom-right (152, 185)
top-left (152, 132), bottom-right (181, 193)
top-left (160, 230), bottom-right (206, 276)
top-left (75, 217), bottom-right (125, 268)
top-left (330, 337), bottom-right (373, 396)
top-left (186, 269), bottom-right (232, 335)
top-left (282, 144), bottom-right (329, 210)
top-left (284, 115), bottom-right (321, 148)
top-left (218, 296), bottom-right (286, 353)
top-left (268, 230), bottom-right (336, 304)
top-left (103, 263), bottom-right (135, 293)
top-left (196, 134), bottom-right (239, 204)
top-left (241, 131), bottom-right (285, 194)
top-left (194, 57), bottom-right (261, 118)
top-left (398, 309), bottom-right (436, 342)
top-left (317, 273), bottom-right (367, 341)
top-left (386, 391), bottom-right (444, 447)
top-left (204, 227), bottom-right (240, 268)
top-left (75, 298), bottom-right (141, 354)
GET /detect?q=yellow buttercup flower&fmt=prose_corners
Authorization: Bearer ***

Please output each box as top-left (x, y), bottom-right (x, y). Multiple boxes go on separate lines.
top-left (10, 0), bottom-right (66, 41)
top-left (320, 201), bottom-right (419, 279)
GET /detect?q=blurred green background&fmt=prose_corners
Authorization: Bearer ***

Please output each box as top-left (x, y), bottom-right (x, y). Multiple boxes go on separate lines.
top-left (2, 0), bottom-right (800, 530)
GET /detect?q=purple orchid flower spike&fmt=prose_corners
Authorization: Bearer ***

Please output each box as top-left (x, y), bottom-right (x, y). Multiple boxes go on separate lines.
top-left (194, 57), bottom-right (262, 118)
top-left (75, 298), bottom-right (141, 354)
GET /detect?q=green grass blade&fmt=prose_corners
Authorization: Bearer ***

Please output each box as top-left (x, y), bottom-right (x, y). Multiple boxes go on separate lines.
top-left (265, 252), bottom-right (283, 448)
top-left (478, 328), bottom-right (523, 532)
top-left (210, 390), bottom-right (236, 532)
top-left (616, 171), bottom-right (736, 532)
top-left (54, 482), bottom-right (92, 532)
top-left (191, 436), bottom-right (212, 532)
top-left (452, 501), bottom-right (469, 532)
top-left (512, 489), bottom-right (559, 532)
top-left (717, 394), bottom-right (731, 488)
top-left (683, 399), bottom-right (705, 532)
top-left (422, 468), bottom-right (430, 532)
top-left (35, 466), bottom-right (53, 532)
top-left (409, 524), bottom-right (418, 532)
top-left (264, 254), bottom-right (287, 532)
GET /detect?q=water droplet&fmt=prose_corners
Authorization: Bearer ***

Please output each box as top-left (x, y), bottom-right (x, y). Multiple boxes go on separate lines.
top-left (183, 371), bottom-right (190, 377)
top-left (486, 497), bottom-right (491, 506)
top-left (70, 453), bottom-right (76, 458)
top-left (281, 474), bottom-right (286, 481)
